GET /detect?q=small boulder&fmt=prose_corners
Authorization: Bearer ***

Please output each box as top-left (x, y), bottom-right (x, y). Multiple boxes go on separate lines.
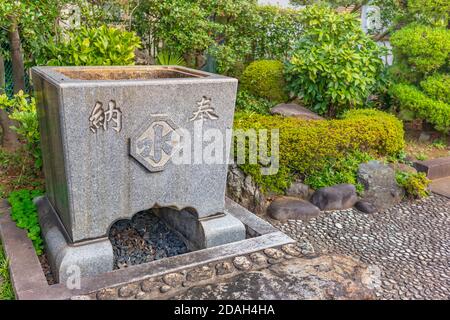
top-left (355, 201), bottom-right (378, 214)
top-left (227, 164), bottom-right (268, 215)
top-left (389, 163), bottom-right (417, 175)
top-left (310, 184), bottom-right (358, 211)
top-left (418, 132), bottom-right (432, 143)
top-left (357, 160), bottom-right (404, 211)
top-left (270, 103), bottom-right (324, 120)
top-left (286, 181), bottom-right (313, 200)
top-left (267, 197), bottom-right (320, 222)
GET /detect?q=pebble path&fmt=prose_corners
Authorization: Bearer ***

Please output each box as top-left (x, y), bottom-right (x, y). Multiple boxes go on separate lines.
top-left (276, 195), bottom-right (450, 300)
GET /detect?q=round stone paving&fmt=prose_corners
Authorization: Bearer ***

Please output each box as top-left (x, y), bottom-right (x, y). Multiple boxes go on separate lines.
top-left (274, 194), bottom-right (450, 300)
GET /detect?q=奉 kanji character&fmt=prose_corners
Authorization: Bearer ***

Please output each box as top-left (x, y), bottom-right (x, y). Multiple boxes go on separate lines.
top-left (189, 96), bottom-right (218, 122)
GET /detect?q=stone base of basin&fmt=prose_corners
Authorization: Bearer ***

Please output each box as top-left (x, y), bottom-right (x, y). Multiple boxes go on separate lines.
top-left (34, 195), bottom-right (247, 282)
top-left (0, 197), bottom-right (294, 300)
top-left (34, 196), bottom-right (114, 283)
top-left (154, 208), bottom-right (246, 251)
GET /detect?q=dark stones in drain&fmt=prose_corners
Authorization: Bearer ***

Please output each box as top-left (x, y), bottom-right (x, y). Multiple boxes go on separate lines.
top-left (109, 211), bottom-right (189, 269)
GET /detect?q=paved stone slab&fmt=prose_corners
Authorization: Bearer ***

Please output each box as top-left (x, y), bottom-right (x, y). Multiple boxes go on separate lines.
top-left (171, 255), bottom-right (374, 300)
top-left (0, 199), bottom-right (9, 209)
top-left (414, 156), bottom-right (450, 180)
top-left (429, 177), bottom-right (450, 198)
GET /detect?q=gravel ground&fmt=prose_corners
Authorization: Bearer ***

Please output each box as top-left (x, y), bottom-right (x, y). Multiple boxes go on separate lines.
top-left (39, 253), bottom-right (55, 285)
top-left (37, 210), bottom-right (189, 283)
top-left (275, 194), bottom-right (450, 300)
top-left (109, 210), bottom-right (189, 269)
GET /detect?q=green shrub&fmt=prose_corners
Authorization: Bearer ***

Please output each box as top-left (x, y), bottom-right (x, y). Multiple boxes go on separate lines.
top-left (420, 73), bottom-right (450, 104)
top-left (156, 50), bottom-right (186, 66)
top-left (407, 0), bottom-right (450, 26)
top-left (8, 189), bottom-right (44, 255)
top-left (416, 153), bottom-right (429, 161)
top-left (233, 109), bottom-right (405, 193)
top-left (0, 91), bottom-right (41, 170)
top-left (285, 5), bottom-right (385, 116)
top-left (396, 171), bottom-right (431, 199)
top-left (240, 60), bottom-right (288, 103)
top-left (45, 25), bottom-right (141, 66)
top-left (195, 4), bottom-right (304, 75)
top-left (390, 83), bottom-right (450, 133)
top-left (133, 0), bottom-right (222, 68)
top-left (390, 25), bottom-right (450, 76)
top-left (133, 1), bottom-right (304, 75)
top-left (432, 138), bottom-right (447, 150)
top-left (252, 5), bottom-right (304, 61)
top-left (304, 151), bottom-right (373, 194)
top-left (235, 90), bottom-right (274, 115)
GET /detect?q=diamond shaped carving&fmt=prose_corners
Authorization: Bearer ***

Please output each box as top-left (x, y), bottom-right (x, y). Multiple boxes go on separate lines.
top-left (130, 115), bottom-right (180, 172)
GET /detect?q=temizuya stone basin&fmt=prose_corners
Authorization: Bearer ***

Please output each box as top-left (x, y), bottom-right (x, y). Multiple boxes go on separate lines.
top-left (31, 66), bottom-right (246, 282)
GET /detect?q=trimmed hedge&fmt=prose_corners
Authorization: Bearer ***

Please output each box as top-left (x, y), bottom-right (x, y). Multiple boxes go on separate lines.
top-left (390, 83), bottom-right (450, 133)
top-left (233, 109), bottom-right (405, 193)
top-left (420, 73), bottom-right (450, 104)
top-left (240, 60), bottom-right (288, 103)
top-left (390, 25), bottom-right (450, 75)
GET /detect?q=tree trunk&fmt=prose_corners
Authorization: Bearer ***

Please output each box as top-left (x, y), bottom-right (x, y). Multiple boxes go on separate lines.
top-left (0, 55), bottom-right (5, 92)
top-left (0, 109), bottom-right (20, 152)
top-left (0, 18), bottom-right (23, 151)
top-left (8, 17), bottom-right (25, 93)
top-left (0, 55), bottom-right (19, 150)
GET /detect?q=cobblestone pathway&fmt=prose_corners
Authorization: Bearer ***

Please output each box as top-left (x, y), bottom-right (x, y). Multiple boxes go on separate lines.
top-left (275, 194), bottom-right (450, 300)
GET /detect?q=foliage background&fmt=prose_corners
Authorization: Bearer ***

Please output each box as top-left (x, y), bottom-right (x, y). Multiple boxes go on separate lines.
top-left (284, 5), bottom-right (386, 117)
top-left (132, 1), bottom-right (304, 75)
